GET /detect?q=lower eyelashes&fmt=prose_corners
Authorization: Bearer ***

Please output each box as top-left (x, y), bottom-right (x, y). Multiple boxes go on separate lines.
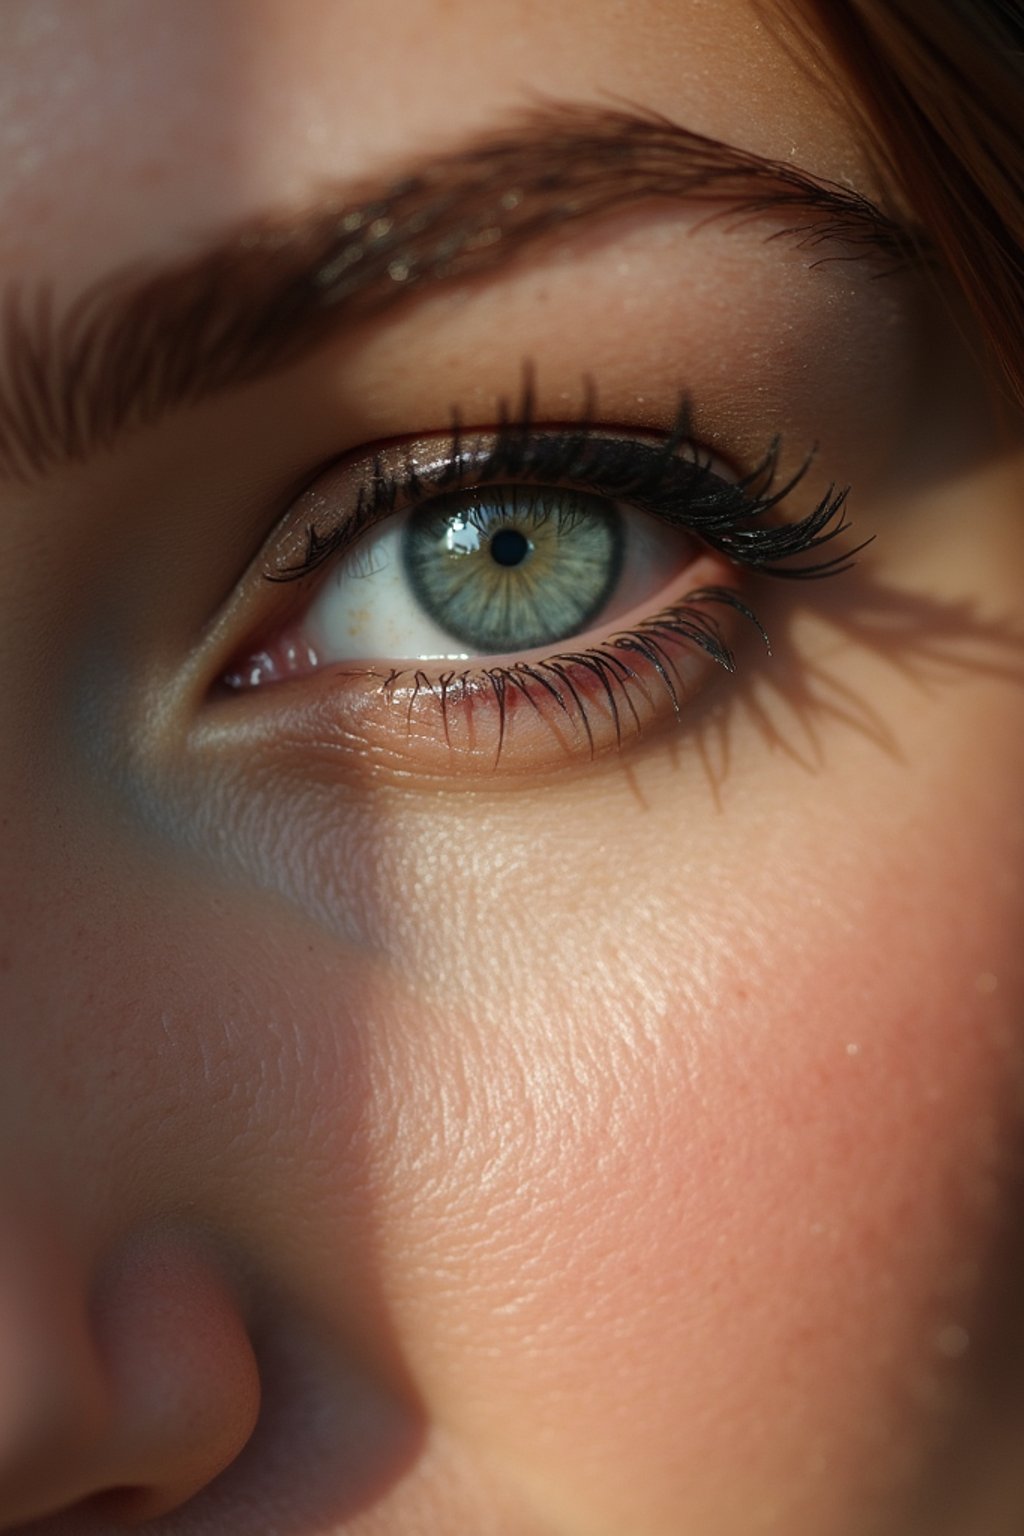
top-left (218, 395), bottom-right (856, 780)
top-left (355, 586), bottom-right (765, 771)
top-left (224, 587), bottom-right (758, 782)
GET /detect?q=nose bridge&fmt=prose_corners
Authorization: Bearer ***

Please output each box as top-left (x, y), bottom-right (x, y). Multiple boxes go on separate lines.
top-left (0, 800), bottom-right (223, 1202)
top-left (0, 846), bottom-right (113, 1224)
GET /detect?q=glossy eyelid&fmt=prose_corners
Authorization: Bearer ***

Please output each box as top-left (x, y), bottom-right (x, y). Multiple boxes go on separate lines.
top-left (263, 406), bottom-right (855, 599)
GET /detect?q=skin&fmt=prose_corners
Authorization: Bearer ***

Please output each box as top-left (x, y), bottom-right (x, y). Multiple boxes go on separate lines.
top-left (1, 2), bottom-right (1024, 1533)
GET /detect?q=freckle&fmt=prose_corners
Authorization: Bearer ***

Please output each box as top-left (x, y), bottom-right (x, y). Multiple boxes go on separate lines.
top-left (935, 1323), bottom-right (970, 1359)
top-left (975, 971), bottom-right (999, 995)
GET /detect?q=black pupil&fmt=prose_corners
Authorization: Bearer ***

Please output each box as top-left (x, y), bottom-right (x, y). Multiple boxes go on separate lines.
top-left (489, 527), bottom-right (531, 567)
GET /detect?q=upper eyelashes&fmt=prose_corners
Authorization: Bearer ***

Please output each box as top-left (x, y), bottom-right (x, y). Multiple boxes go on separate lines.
top-left (268, 392), bottom-right (859, 590)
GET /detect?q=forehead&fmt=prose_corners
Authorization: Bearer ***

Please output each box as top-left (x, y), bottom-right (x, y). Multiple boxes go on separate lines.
top-left (0, 0), bottom-right (873, 295)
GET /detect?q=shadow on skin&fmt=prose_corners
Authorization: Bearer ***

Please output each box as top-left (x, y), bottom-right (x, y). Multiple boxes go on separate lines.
top-left (148, 1326), bottom-right (428, 1536)
top-left (687, 561), bottom-right (1024, 802)
top-left (25, 1248), bottom-right (430, 1536)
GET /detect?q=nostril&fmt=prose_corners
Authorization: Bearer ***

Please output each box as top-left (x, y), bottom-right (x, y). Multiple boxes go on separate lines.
top-left (77, 1484), bottom-right (150, 1524)
top-left (78, 1479), bottom-right (211, 1528)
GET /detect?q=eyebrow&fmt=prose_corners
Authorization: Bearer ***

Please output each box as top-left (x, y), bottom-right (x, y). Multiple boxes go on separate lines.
top-left (0, 102), bottom-right (920, 484)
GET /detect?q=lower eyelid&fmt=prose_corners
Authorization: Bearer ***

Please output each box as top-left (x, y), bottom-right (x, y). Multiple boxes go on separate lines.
top-left (213, 551), bottom-right (755, 784)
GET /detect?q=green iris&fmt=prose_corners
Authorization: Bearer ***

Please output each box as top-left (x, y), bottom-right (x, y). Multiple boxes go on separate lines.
top-left (402, 486), bottom-right (624, 653)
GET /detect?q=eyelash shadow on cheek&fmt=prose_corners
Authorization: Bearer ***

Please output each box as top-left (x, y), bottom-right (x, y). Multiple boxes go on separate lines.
top-left (218, 388), bottom-right (864, 777)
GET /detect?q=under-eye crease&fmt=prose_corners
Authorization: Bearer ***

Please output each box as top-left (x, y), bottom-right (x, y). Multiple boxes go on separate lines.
top-left (222, 387), bottom-right (862, 771)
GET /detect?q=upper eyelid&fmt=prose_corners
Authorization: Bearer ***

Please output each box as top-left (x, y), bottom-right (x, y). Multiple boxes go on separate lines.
top-left (0, 103), bottom-right (922, 489)
top-left (263, 407), bottom-right (861, 589)
top-left (265, 407), bottom-right (723, 581)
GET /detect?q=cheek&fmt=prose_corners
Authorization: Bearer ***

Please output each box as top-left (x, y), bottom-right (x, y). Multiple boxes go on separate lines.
top-left (333, 736), bottom-right (1024, 1532)
top-left (17, 653), bottom-right (1020, 1534)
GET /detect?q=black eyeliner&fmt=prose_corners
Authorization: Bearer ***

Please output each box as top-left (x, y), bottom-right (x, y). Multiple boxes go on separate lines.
top-left (268, 390), bottom-right (864, 587)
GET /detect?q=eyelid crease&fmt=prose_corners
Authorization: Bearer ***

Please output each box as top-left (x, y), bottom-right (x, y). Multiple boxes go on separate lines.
top-left (0, 101), bottom-right (924, 487)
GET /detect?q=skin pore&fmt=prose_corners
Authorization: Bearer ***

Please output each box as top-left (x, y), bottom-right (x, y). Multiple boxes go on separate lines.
top-left (1, 1), bottom-right (1024, 1533)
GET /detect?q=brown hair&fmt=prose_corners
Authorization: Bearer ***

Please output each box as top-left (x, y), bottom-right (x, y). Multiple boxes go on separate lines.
top-left (791, 0), bottom-right (1024, 412)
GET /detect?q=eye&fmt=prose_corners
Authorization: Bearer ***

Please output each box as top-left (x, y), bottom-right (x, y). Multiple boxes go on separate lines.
top-left (220, 399), bottom-right (855, 781)
top-left (284, 480), bottom-right (697, 665)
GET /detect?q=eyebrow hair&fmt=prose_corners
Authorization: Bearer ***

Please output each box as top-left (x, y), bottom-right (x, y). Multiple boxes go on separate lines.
top-left (0, 102), bottom-right (920, 484)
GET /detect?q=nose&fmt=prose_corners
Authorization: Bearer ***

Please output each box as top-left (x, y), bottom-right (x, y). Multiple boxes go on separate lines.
top-left (0, 1216), bottom-right (261, 1528)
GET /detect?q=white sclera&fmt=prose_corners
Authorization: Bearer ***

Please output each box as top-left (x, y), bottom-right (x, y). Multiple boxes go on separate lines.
top-left (299, 499), bottom-right (701, 664)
